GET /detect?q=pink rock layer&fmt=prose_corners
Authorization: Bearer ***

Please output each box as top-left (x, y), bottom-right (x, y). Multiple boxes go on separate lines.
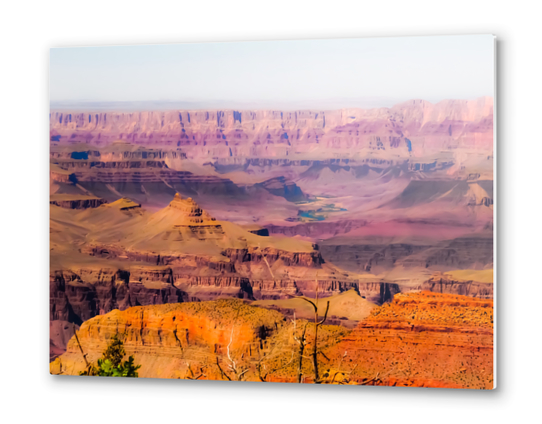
top-left (50, 97), bottom-right (493, 159)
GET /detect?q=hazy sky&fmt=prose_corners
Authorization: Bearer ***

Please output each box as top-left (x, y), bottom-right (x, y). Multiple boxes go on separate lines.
top-left (50, 35), bottom-right (494, 109)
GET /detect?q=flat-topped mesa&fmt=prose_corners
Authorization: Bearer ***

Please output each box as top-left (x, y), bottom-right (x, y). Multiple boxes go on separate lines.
top-left (168, 193), bottom-right (216, 224)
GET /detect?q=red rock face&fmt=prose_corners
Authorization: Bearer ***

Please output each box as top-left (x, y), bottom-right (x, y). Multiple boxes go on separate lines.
top-left (50, 293), bottom-right (492, 387)
top-left (50, 98), bottom-right (493, 158)
top-left (50, 300), bottom-right (287, 379)
top-left (325, 291), bottom-right (494, 389)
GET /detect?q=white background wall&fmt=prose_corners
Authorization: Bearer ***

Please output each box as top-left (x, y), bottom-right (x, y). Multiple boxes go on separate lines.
top-left (1, 0), bottom-right (540, 422)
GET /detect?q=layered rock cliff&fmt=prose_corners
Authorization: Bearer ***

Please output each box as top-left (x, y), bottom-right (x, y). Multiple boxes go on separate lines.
top-left (50, 292), bottom-right (493, 388)
top-left (320, 233), bottom-right (493, 273)
top-left (50, 299), bottom-right (287, 379)
top-left (50, 97), bottom-right (493, 158)
top-left (50, 195), bottom-right (107, 209)
top-left (325, 291), bottom-right (494, 389)
top-left (266, 219), bottom-right (369, 239)
top-left (49, 193), bottom-right (371, 332)
top-left (50, 268), bottom-right (189, 325)
top-left (255, 177), bottom-right (306, 202)
top-left (417, 274), bottom-right (493, 299)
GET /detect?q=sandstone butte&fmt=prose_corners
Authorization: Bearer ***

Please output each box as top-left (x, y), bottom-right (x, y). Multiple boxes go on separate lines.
top-left (51, 292), bottom-right (493, 389)
top-left (50, 192), bottom-right (392, 334)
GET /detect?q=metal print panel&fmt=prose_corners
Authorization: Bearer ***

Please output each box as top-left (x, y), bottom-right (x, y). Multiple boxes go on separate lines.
top-left (49, 35), bottom-right (495, 388)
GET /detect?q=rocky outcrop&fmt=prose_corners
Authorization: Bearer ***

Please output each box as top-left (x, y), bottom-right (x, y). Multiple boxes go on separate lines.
top-left (363, 244), bottom-right (430, 271)
top-left (50, 197), bottom-right (107, 209)
top-left (325, 291), bottom-right (494, 389)
top-left (51, 155), bottom-right (245, 201)
top-left (50, 268), bottom-right (188, 325)
top-left (49, 261), bottom-right (398, 334)
top-left (50, 169), bottom-right (74, 184)
top-left (168, 193), bottom-right (216, 223)
top-left (107, 197), bottom-right (141, 210)
top-left (398, 235), bottom-right (493, 269)
top-left (72, 169), bottom-right (244, 200)
top-left (247, 227), bottom-right (269, 237)
top-left (222, 247), bottom-right (323, 268)
top-left (357, 282), bottom-right (401, 304)
top-left (52, 160), bottom-right (170, 170)
top-left (480, 197), bottom-right (493, 207)
top-left (255, 177), bottom-right (306, 202)
top-left (212, 157), bottom-right (386, 170)
top-left (408, 160), bottom-right (454, 172)
top-left (419, 276), bottom-right (493, 299)
top-left (266, 220), bottom-right (368, 239)
top-left (50, 292), bottom-right (493, 388)
top-left (81, 244), bottom-right (323, 271)
top-left (320, 242), bottom-right (430, 272)
top-left (50, 147), bottom-right (186, 161)
top-left (50, 299), bottom-right (286, 378)
top-left (179, 276), bottom-right (254, 300)
top-left (321, 234), bottom-right (493, 272)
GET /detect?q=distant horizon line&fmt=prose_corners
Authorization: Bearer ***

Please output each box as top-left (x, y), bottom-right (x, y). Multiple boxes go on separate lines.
top-left (50, 96), bottom-right (494, 113)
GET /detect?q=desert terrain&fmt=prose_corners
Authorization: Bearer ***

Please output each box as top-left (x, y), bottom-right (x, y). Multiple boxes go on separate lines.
top-left (50, 97), bottom-right (494, 388)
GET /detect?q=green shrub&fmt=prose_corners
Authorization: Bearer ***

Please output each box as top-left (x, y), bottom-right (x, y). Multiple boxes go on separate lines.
top-left (80, 335), bottom-right (141, 378)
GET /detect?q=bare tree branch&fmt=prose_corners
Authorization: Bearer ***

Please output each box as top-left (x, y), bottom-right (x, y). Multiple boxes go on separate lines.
top-left (259, 244), bottom-right (275, 281)
top-left (298, 274), bottom-right (331, 384)
top-left (317, 301), bottom-right (330, 326)
top-left (185, 362), bottom-right (207, 380)
top-left (292, 312), bottom-right (308, 383)
top-left (73, 323), bottom-right (91, 374)
top-left (215, 357), bottom-right (231, 381)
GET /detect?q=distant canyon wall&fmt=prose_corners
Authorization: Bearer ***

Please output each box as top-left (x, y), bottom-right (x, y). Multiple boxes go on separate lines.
top-left (50, 97), bottom-right (494, 159)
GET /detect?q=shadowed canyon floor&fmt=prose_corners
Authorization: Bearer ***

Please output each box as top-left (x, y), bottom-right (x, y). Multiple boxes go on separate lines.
top-left (50, 99), bottom-right (494, 387)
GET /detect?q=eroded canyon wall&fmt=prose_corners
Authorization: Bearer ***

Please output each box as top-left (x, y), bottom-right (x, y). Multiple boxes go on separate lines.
top-left (50, 97), bottom-right (493, 158)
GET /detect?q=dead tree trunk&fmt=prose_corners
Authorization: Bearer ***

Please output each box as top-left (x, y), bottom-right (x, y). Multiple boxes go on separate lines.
top-left (73, 323), bottom-right (91, 373)
top-left (293, 313), bottom-right (307, 383)
top-left (300, 277), bottom-right (329, 384)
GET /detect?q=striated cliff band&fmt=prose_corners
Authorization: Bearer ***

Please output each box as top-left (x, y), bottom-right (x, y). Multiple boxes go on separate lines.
top-left (50, 193), bottom-right (394, 328)
top-left (50, 98), bottom-right (493, 159)
top-left (51, 292), bottom-right (493, 388)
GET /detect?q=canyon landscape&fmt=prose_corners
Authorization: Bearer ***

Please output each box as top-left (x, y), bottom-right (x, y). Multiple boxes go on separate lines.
top-left (49, 36), bottom-right (495, 389)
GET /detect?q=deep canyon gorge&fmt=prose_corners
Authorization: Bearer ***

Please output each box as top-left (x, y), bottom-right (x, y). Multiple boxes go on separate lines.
top-left (50, 97), bottom-right (494, 388)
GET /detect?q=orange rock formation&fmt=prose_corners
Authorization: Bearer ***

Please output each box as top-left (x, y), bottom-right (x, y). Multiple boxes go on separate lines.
top-left (51, 292), bottom-right (493, 388)
top-left (324, 291), bottom-right (493, 389)
top-left (50, 300), bottom-right (286, 379)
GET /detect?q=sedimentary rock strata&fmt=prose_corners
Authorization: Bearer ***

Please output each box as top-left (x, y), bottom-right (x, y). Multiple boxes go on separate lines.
top-left (50, 195), bottom-right (107, 209)
top-left (50, 300), bottom-right (287, 379)
top-left (419, 276), bottom-right (493, 299)
top-left (325, 291), bottom-right (494, 389)
top-left (49, 97), bottom-right (495, 384)
top-left (50, 98), bottom-right (494, 158)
